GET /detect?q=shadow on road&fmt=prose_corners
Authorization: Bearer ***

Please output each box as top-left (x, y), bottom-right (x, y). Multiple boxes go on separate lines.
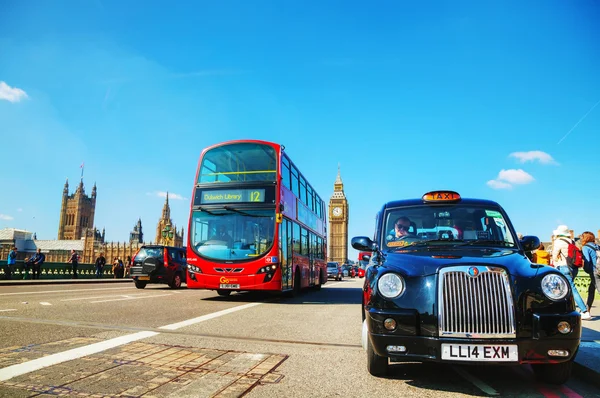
top-left (199, 283), bottom-right (363, 305)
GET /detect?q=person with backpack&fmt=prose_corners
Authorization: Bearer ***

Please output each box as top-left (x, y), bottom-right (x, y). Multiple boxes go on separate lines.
top-left (581, 231), bottom-right (600, 314)
top-left (552, 225), bottom-right (590, 320)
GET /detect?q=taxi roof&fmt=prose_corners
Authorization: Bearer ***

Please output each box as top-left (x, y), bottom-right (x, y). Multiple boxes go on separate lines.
top-left (381, 197), bottom-right (502, 210)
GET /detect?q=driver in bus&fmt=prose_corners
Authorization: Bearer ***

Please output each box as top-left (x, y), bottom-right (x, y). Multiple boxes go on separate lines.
top-left (211, 225), bottom-right (234, 248)
top-left (386, 216), bottom-right (413, 242)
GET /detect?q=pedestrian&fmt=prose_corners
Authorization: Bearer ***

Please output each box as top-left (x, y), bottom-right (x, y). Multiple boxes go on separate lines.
top-left (125, 255), bottom-right (132, 277)
top-left (532, 243), bottom-right (550, 265)
top-left (30, 249), bottom-right (45, 280)
top-left (112, 257), bottom-right (124, 278)
top-left (67, 249), bottom-right (79, 279)
top-left (581, 231), bottom-right (600, 314)
top-left (5, 246), bottom-right (17, 280)
top-left (552, 225), bottom-right (590, 320)
top-left (95, 252), bottom-right (106, 278)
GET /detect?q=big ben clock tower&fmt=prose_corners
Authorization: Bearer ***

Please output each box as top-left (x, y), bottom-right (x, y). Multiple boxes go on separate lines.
top-left (329, 165), bottom-right (348, 263)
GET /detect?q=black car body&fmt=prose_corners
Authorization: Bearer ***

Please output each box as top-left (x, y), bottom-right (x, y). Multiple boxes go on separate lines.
top-left (130, 245), bottom-right (187, 289)
top-left (353, 191), bottom-right (581, 384)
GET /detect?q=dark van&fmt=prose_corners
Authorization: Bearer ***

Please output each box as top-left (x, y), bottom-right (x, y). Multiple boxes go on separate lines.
top-left (130, 245), bottom-right (187, 289)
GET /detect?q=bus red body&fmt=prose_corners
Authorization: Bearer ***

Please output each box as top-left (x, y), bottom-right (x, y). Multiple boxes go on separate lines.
top-left (357, 251), bottom-right (371, 278)
top-left (186, 140), bottom-right (328, 295)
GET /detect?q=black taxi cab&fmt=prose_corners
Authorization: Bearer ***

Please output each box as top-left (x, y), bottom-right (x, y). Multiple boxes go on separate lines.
top-left (352, 191), bottom-right (581, 384)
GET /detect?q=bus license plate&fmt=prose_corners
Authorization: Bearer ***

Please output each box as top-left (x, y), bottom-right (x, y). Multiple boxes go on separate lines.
top-left (441, 344), bottom-right (518, 362)
top-left (219, 284), bottom-right (240, 289)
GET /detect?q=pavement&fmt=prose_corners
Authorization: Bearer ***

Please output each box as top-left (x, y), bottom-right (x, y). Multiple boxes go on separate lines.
top-left (0, 278), bottom-right (132, 286)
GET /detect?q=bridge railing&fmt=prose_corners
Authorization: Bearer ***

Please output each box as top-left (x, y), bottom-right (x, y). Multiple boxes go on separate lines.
top-left (0, 260), bottom-right (124, 279)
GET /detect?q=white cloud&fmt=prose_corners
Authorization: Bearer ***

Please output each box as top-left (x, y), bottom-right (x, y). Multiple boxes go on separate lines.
top-left (509, 151), bottom-right (558, 165)
top-left (497, 169), bottom-right (535, 184)
top-left (487, 168), bottom-right (535, 190)
top-left (0, 214), bottom-right (14, 220)
top-left (0, 81), bottom-right (28, 102)
top-left (146, 191), bottom-right (188, 200)
top-left (486, 180), bottom-right (512, 190)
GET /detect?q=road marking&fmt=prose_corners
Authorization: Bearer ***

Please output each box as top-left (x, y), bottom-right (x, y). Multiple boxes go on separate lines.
top-left (0, 331), bottom-right (158, 382)
top-left (159, 302), bottom-right (263, 330)
top-left (39, 302), bottom-right (52, 306)
top-left (452, 366), bottom-right (499, 396)
top-left (60, 293), bottom-right (145, 301)
top-left (90, 293), bottom-right (173, 303)
top-left (536, 385), bottom-right (561, 398)
top-left (0, 287), bottom-right (135, 297)
top-left (0, 301), bottom-right (265, 381)
top-left (0, 309), bottom-right (16, 312)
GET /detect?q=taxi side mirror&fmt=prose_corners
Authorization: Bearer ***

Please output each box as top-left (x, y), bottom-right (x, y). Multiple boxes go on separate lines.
top-left (520, 236), bottom-right (540, 252)
top-left (352, 236), bottom-right (377, 252)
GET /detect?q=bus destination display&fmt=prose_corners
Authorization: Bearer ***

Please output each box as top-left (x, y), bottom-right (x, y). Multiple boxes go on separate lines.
top-left (200, 189), bottom-right (266, 204)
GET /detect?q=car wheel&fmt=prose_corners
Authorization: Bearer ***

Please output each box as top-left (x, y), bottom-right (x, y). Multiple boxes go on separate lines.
top-left (217, 290), bottom-right (231, 297)
top-left (531, 360), bottom-right (573, 385)
top-left (367, 334), bottom-right (388, 377)
top-left (169, 273), bottom-right (182, 289)
top-left (134, 280), bottom-right (147, 289)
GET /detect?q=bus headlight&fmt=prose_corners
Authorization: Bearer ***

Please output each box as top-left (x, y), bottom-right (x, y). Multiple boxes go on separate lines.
top-left (188, 264), bottom-right (202, 274)
top-left (541, 274), bottom-right (569, 300)
top-left (378, 273), bottom-right (405, 299)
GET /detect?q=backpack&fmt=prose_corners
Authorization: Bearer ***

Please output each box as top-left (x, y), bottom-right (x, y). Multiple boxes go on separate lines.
top-left (583, 244), bottom-right (600, 274)
top-left (558, 238), bottom-right (583, 268)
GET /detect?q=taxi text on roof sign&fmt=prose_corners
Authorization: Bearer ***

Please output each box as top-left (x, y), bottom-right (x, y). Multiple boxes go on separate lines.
top-left (422, 191), bottom-right (462, 202)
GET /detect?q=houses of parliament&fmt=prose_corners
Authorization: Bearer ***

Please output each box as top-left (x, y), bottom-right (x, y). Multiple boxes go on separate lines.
top-left (0, 178), bottom-right (183, 263)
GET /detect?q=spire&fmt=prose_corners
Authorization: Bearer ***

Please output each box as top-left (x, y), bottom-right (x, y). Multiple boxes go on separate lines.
top-left (335, 163), bottom-right (343, 184)
top-left (162, 193), bottom-right (171, 219)
top-left (63, 178), bottom-right (69, 194)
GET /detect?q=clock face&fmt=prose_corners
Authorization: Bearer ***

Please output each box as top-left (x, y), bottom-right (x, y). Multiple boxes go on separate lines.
top-left (333, 207), bottom-right (342, 217)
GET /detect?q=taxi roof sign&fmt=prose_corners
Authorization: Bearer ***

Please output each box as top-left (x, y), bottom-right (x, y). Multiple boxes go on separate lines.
top-left (422, 191), bottom-right (461, 203)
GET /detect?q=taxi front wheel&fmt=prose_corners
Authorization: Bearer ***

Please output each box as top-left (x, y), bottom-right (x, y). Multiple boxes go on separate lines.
top-left (367, 336), bottom-right (388, 377)
top-left (531, 360), bottom-right (573, 385)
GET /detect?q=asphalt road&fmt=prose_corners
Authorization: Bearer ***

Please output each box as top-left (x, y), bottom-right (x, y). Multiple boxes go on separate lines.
top-left (0, 279), bottom-right (598, 397)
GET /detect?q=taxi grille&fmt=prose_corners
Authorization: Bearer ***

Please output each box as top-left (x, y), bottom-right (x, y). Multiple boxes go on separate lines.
top-left (438, 266), bottom-right (516, 338)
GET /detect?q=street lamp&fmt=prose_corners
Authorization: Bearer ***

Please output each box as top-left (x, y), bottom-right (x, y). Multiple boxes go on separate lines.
top-left (161, 224), bottom-right (174, 246)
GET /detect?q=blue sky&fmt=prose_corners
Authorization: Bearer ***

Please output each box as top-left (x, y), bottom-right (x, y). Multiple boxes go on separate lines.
top-left (1, 0), bottom-right (599, 260)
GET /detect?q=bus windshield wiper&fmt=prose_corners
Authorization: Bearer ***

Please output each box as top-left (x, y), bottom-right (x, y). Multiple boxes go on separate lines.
top-left (196, 206), bottom-right (220, 216)
top-left (224, 206), bottom-right (254, 216)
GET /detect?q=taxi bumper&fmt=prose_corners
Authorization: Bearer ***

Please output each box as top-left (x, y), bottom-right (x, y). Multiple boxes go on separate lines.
top-left (367, 308), bottom-right (581, 364)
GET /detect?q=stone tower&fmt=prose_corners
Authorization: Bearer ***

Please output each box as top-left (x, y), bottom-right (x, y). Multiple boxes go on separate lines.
top-left (155, 193), bottom-right (184, 247)
top-left (130, 218), bottom-right (144, 244)
top-left (328, 165), bottom-right (349, 263)
top-left (58, 178), bottom-right (97, 240)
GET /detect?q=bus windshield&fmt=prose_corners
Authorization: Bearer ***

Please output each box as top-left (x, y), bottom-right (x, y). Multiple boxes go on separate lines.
top-left (198, 142), bottom-right (278, 183)
top-left (190, 208), bottom-right (276, 261)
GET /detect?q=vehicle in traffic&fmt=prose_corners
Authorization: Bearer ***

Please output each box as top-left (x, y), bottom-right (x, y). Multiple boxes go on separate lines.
top-left (327, 262), bottom-right (343, 281)
top-left (353, 190), bottom-right (581, 384)
top-left (186, 140), bottom-right (328, 297)
top-left (357, 251), bottom-right (370, 278)
top-left (130, 245), bottom-right (187, 289)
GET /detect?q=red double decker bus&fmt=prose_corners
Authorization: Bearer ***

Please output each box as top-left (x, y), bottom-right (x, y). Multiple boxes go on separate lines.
top-left (186, 140), bottom-right (328, 296)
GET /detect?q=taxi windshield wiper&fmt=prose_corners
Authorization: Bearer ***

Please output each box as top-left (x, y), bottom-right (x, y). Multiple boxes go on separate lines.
top-left (455, 240), bottom-right (514, 248)
top-left (389, 239), bottom-right (459, 251)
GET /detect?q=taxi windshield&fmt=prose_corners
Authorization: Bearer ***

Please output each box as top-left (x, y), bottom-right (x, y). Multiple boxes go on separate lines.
top-left (382, 204), bottom-right (516, 251)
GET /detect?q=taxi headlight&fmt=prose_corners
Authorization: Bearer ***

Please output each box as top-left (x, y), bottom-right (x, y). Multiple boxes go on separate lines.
top-left (377, 273), bottom-right (405, 299)
top-left (541, 274), bottom-right (569, 300)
